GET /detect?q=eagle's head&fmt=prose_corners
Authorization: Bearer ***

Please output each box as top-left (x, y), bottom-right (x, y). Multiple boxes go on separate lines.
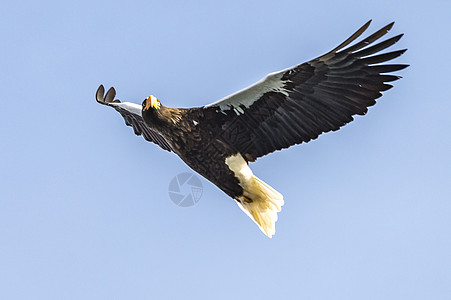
top-left (142, 94), bottom-right (181, 126)
top-left (142, 95), bottom-right (161, 111)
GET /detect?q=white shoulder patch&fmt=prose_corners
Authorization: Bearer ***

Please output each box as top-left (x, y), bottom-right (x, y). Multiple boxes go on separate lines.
top-left (110, 102), bottom-right (142, 116)
top-left (204, 66), bottom-right (293, 111)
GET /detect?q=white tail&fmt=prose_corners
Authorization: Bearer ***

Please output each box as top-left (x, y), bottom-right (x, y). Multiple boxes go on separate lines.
top-left (235, 175), bottom-right (284, 238)
top-left (225, 153), bottom-right (284, 238)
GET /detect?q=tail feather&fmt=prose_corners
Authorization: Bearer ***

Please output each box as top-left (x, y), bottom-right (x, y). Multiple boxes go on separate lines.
top-left (235, 175), bottom-right (284, 238)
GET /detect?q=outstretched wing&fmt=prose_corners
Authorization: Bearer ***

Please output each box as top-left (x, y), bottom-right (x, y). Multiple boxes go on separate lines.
top-left (204, 20), bottom-right (408, 162)
top-left (96, 85), bottom-right (173, 152)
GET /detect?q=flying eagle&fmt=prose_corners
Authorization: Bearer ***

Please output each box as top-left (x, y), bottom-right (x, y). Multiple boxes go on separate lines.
top-left (96, 20), bottom-right (407, 238)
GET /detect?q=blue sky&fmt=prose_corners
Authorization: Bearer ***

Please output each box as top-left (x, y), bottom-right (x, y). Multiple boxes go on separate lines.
top-left (1, 0), bottom-right (450, 299)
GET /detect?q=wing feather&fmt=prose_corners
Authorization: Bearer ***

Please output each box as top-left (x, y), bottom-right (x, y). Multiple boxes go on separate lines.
top-left (96, 85), bottom-right (173, 152)
top-left (204, 21), bottom-right (408, 161)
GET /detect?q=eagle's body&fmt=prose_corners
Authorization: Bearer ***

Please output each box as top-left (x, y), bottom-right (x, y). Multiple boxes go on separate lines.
top-left (145, 105), bottom-right (244, 199)
top-left (96, 21), bottom-right (408, 237)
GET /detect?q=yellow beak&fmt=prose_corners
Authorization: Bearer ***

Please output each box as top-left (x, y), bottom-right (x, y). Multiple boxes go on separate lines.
top-left (144, 95), bottom-right (160, 110)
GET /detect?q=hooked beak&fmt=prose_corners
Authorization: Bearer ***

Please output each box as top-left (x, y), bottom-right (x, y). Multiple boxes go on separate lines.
top-left (144, 95), bottom-right (160, 110)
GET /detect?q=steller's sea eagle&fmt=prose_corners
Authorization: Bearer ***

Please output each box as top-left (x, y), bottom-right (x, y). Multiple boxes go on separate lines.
top-left (96, 20), bottom-right (408, 238)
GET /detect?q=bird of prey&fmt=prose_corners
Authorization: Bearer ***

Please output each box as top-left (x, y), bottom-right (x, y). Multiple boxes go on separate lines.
top-left (96, 20), bottom-right (407, 238)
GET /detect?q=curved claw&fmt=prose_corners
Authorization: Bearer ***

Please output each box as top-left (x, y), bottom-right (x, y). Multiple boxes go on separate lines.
top-left (96, 84), bottom-right (120, 105)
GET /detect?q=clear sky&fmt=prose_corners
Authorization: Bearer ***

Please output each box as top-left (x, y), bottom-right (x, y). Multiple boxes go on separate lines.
top-left (1, 0), bottom-right (450, 299)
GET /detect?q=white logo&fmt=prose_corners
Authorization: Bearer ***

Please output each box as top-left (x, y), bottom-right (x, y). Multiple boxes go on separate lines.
top-left (168, 173), bottom-right (203, 207)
